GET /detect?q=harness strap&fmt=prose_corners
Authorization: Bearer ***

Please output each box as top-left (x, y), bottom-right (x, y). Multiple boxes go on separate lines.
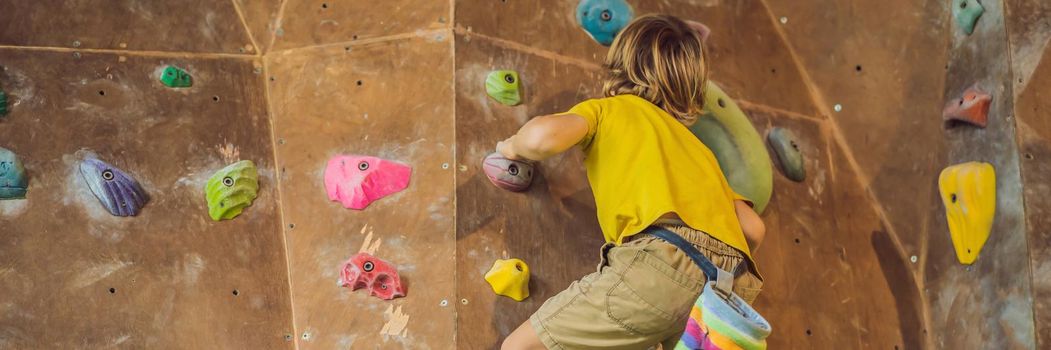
top-left (645, 227), bottom-right (735, 295)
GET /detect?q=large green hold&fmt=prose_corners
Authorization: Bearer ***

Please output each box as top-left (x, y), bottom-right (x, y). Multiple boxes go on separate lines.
top-left (0, 90), bottom-right (8, 116)
top-left (953, 0), bottom-right (984, 35)
top-left (688, 81), bottom-right (773, 213)
top-left (205, 160), bottom-right (259, 221)
top-left (485, 70), bottom-right (522, 106)
top-left (160, 65), bottom-right (193, 88)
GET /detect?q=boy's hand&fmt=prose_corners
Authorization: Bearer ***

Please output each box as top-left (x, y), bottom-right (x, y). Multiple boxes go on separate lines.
top-left (496, 136), bottom-right (521, 160)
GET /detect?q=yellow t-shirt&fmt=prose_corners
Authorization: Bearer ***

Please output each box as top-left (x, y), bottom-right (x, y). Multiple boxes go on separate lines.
top-left (564, 94), bottom-right (752, 258)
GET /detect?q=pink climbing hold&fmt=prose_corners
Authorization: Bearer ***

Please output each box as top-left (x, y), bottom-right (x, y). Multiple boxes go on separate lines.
top-left (324, 155), bottom-right (411, 210)
top-left (943, 83), bottom-right (992, 128)
top-left (686, 20), bottom-right (711, 43)
top-left (339, 252), bottom-right (406, 300)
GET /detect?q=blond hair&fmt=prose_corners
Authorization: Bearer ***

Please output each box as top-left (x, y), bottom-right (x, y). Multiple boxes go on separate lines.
top-left (603, 14), bottom-right (709, 125)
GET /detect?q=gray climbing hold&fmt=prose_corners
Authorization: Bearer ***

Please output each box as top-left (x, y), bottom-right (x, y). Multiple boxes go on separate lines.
top-left (767, 127), bottom-right (806, 182)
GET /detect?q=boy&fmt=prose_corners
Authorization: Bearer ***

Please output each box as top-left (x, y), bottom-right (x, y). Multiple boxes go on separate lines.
top-left (497, 14), bottom-right (766, 350)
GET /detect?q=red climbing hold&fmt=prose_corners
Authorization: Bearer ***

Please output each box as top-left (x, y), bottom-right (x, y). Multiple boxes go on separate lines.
top-left (339, 252), bottom-right (406, 300)
top-left (942, 84), bottom-right (991, 128)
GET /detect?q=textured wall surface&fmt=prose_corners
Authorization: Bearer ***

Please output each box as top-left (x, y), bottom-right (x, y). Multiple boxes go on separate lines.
top-left (2, 0), bottom-right (1047, 348)
top-left (266, 34), bottom-right (457, 349)
top-left (1009, 0), bottom-right (1051, 347)
top-left (0, 50), bottom-right (294, 348)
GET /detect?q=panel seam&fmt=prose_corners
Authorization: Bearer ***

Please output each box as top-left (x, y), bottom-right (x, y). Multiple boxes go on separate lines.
top-left (261, 54), bottom-right (299, 350)
top-left (229, 0), bottom-right (262, 57)
top-left (1000, 1), bottom-right (1039, 347)
top-left (0, 45), bottom-right (255, 59)
top-left (449, 0), bottom-right (460, 347)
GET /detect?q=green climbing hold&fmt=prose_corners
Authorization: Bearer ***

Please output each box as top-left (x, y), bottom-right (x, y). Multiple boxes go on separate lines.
top-left (953, 0), bottom-right (984, 35)
top-left (0, 90), bottom-right (8, 117)
top-left (767, 127), bottom-right (806, 182)
top-left (205, 160), bottom-right (259, 221)
top-left (688, 81), bottom-right (773, 213)
top-left (160, 65), bottom-right (193, 88)
top-left (485, 70), bottom-right (522, 106)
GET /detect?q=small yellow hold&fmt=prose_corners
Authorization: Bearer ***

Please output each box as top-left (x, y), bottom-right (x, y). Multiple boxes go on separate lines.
top-left (938, 162), bottom-right (996, 265)
top-left (485, 258), bottom-right (530, 301)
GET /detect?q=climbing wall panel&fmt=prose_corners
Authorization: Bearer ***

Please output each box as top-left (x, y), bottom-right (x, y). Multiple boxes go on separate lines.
top-left (1012, 39), bottom-right (1051, 349)
top-left (1005, 0), bottom-right (1051, 93)
top-left (762, 0), bottom-right (951, 260)
top-left (0, 50), bottom-right (293, 348)
top-left (924, 1), bottom-right (1034, 348)
top-left (233, 0), bottom-right (284, 54)
top-left (0, 0), bottom-right (254, 55)
top-left (453, 32), bottom-right (606, 348)
top-left (269, 0), bottom-right (449, 52)
top-left (454, 0), bottom-right (820, 116)
top-left (745, 109), bottom-right (914, 349)
top-left (266, 34), bottom-right (457, 348)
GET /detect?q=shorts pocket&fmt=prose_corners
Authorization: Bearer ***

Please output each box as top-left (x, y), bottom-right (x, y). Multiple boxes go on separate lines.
top-left (733, 270), bottom-right (765, 304)
top-left (605, 251), bottom-right (702, 335)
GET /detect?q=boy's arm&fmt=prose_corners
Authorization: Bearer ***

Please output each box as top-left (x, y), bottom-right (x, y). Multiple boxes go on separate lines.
top-left (735, 199), bottom-right (766, 251)
top-left (497, 113), bottom-right (590, 161)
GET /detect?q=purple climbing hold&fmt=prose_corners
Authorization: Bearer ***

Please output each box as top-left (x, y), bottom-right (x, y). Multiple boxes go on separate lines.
top-left (79, 158), bottom-right (149, 217)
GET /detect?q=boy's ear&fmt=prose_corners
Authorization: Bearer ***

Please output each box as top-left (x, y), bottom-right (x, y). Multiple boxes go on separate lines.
top-left (686, 20), bottom-right (711, 43)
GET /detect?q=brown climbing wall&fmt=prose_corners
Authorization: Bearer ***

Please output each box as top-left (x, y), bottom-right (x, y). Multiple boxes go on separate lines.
top-left (0, 50), bottom-right (294, 348)
top-left (766, 0), bottom-right (1040, 348)
top-left (1009, 1), bottom-right (1051, 346)
top-left (745, 109), bottom-right (921, 349)
top-left (761, 0), bottom-right (951, 269)
top-left (265, 33), bottom-right (457, 348)
top-left (268, 0), bottom-right (450, 52)
top-left (0, 1), bottom-right (255, 55)
top-left (233, 0), bottom-right (284, 54)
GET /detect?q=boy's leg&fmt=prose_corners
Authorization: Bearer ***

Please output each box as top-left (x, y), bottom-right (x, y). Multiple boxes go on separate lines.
top-left (502, 321), bottom-right (547, 350)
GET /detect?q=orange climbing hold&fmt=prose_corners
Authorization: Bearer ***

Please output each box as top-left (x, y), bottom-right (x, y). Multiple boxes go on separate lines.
top-left (942, 84), bottom-right (991, 128)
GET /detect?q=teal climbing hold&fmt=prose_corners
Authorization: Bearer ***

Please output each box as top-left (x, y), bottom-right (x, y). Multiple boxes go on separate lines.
top-left (0, 90), bottom-right (7, 117)
top-left (953, 0), bottom-right (984, 35)
top-left (486, 70), bottom-right (522, 106)
top-left (767, 127), bottom-right (806, 182)
top-left (576, 0), bottom-right (634, 46)
top-left (0, 147), bottom-right (27, 199)
top-left (160, 65), bottom-right (193, 88)
top-left (688, 81), bottom-right (773, 213)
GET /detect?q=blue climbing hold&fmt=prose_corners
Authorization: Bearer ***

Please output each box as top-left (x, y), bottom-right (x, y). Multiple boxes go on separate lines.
top-left (576, 0), bottom-right (634, 46)
top-left (0, 147), bottom-right (27, 199)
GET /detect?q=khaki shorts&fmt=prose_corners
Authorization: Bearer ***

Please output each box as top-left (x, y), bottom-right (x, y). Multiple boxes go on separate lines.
top-left (529, 224), bottom-right (764, 350)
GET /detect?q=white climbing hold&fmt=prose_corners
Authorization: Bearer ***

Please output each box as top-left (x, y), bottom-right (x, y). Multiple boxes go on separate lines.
top-left (779, 17), bottom-right (788, 24)
top-left (833, 104), bottom-right (843, 112)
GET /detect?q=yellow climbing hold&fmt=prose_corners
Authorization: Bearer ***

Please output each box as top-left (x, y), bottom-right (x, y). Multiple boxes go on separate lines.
top-left (484, 258), bottom-right (530, 301)
top-left (938, 162), bottom-right (996, 265)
